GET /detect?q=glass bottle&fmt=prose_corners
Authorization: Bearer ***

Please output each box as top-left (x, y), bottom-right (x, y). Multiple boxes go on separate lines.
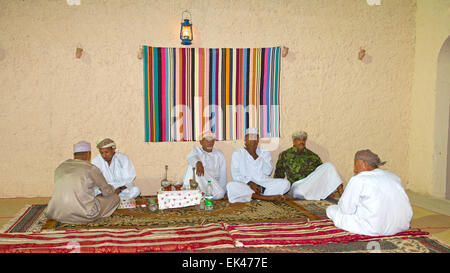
top-left (205, 180), bottom-right (213, 210)
top-left (190, 167), bottom-right (198, 190)
top-left (161, 165), bottom-right (171, 191)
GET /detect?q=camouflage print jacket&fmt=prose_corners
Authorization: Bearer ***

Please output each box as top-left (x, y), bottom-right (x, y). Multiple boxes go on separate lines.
top-left (274, 146), bottom-right (322, 184)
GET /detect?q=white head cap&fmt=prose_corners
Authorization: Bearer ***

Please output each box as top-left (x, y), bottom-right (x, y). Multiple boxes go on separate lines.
top-left (73, 141), bottom-right (91, 153)
top-left (96, 138), bottom-right (116, 149)
top-left (245, 128), bottom-right (259, 136)
top-left (200, 131), bottom-right (216, 140)
top-left (292, 130), bottom-right (308, 140)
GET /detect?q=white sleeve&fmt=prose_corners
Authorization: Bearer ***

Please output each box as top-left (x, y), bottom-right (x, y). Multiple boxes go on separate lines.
top-left (257, 149), bottom-right (274, 176)
top-left (231, 150), bottom-right (252, 184)
top-left (120, 155), bottom-right (136, 188)
top-left (186, 147), bottom-right (202, 167)
top-left (218, 152), bottom-right (227, 189)
top-left (91, 155), bottom-right (102, 169)
top-left (337, 176), bottom-right (363, 215)
top-left (91, 156), bottom-right (106, 192)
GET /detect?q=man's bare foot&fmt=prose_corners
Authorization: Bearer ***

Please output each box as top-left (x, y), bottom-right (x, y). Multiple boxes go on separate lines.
top-left (252, 194), bottom-right (287, 202)
top-left (269, 195), bottom-right (287, 202)
top-left (337, 184), bottom-right (344, 196)
top-left (327, 185), bottom-right (344, 199)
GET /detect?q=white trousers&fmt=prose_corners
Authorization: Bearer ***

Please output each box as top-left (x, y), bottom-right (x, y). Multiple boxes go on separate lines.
top-left (182, 166), bottom-right (226, 200)
top-left (326, 204), bottom-right (339, 219)
top-left (118, 186), bottom-right (141, 199)
top-left (226, 178), bottom-right (291, 203)
top-left (326, 204), bottom-right (369, 236)
top-left (289, 162), bottom-right (342, 200)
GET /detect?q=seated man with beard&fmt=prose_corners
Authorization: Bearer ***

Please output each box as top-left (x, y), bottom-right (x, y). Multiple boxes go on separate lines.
top-left (274, 130), bottom-right (343, 200)
top-left (182, 131), bottom-right (227, 200)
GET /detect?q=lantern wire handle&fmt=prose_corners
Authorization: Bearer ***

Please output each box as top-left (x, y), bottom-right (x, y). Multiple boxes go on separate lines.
top-left (182, 10), bottom-right (192, 22)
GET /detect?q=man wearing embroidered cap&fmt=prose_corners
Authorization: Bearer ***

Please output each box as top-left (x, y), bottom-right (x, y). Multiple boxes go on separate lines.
top-left (182, 131), bottom-right (227, 200)
top-left (46, 141), bottom-right (120, 224)
top-left (274, 130), bottom-right (343, 200)
top-left (226, 128), bottom-right (291, 203)
top-left (326, 149), bottom-right (413, 236)
top-left (92, 138), bottom-right (140, 200)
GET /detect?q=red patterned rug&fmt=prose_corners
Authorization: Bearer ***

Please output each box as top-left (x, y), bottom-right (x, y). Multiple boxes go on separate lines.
top-left (224, 219), bottom-right (430, 247)
top-left (0, 218), bottom-right (443, 253)
top-left (0, 223), bottom-right (235, 253)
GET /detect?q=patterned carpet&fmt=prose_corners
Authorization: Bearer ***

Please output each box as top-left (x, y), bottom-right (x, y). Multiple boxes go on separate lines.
top-left (1, 219), bottom-right (447, 253)
top-left (1, 196), bottom-right (449, 253)
top-left (0, 223), bottom-right (235, 253)
top-left (8, 197), bottom-right (338, 232)
top-left (223, 219), bottom-right (429, 247)
top-left (184, 236), bottom-right (450, 253)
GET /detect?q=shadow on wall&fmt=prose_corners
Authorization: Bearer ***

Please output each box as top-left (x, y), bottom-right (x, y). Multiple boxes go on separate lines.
top-left (306, 140), bottom-right (346, 182)
top-left (307, 140), bottom-right (330, 163)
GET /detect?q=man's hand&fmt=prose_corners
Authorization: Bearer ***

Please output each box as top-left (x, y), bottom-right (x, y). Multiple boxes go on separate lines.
top-left (196, 161), bottom-right (205, 177)
top-left (115, 186), bottom-right (127, 195)
top-left (247, 181), bottom-right (261, 194)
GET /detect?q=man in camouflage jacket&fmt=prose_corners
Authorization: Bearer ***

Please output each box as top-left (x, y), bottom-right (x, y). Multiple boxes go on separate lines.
top-left (274, 131), bottom-right (343, 200)
top-left (274, 146), bottom-right (323, 183)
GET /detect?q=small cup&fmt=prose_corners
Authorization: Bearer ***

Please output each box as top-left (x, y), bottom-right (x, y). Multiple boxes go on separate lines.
top-left (148, 203), bottom-right (158, 212)
top-left (174, 181), bottom-right (183, 191)
top-left (161, 181), bottom-right (172, 191)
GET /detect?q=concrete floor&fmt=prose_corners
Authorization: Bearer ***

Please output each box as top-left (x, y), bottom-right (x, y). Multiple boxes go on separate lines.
top-left (0, 192), bottom-right (449, 247)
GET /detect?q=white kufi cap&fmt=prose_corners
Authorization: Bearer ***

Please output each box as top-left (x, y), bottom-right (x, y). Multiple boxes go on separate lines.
top-left (200, 131), bottom-right (216, 140)
top-left (245, 128), bottom-right (259, 136)
top-left (73, 141), bottom-right (91, 153)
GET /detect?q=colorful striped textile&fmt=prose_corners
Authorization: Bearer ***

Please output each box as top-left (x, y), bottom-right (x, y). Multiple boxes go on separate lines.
top-left (225, 219), bottom-right (429, 247)
top-left (0, 223), bottom-right (234, 253)
top-left (143, 46), bottom-right (282, 142)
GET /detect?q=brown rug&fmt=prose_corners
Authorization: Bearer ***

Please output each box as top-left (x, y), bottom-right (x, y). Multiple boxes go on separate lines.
top-left (6, 196), bottom-right (339, 232)
top-left (44, 197), bottom-right (337, 231)
top-left (4, 196), bottom-right (449, 253)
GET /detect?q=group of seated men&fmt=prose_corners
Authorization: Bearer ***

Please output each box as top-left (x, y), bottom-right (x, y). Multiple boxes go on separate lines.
top-left (46, 128), bottom-right (413, 236)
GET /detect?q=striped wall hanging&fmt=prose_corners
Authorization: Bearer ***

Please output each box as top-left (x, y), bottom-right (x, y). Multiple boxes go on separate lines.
top-left (143, 46), bottom-right (282, 142)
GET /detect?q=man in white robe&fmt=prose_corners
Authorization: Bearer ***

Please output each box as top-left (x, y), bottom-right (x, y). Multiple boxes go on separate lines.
top-left (46, 141), bottom-right (120, 224)
top-left (182, 131), bottom-right (227, 200)
top-left (275, 131), bottom-right (343, 200)
top-left (226, 128), bottom-right (291, 203)
top-left (326, 149), bottom-right (413, 236)
top-left (92, 138), bottom-right (140, 199)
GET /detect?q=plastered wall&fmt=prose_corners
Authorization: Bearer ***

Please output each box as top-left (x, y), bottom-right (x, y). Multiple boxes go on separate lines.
top-left (408, 0), bottom-right (450, 199)
top-left (0, 0), bottom-right (418, 197)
